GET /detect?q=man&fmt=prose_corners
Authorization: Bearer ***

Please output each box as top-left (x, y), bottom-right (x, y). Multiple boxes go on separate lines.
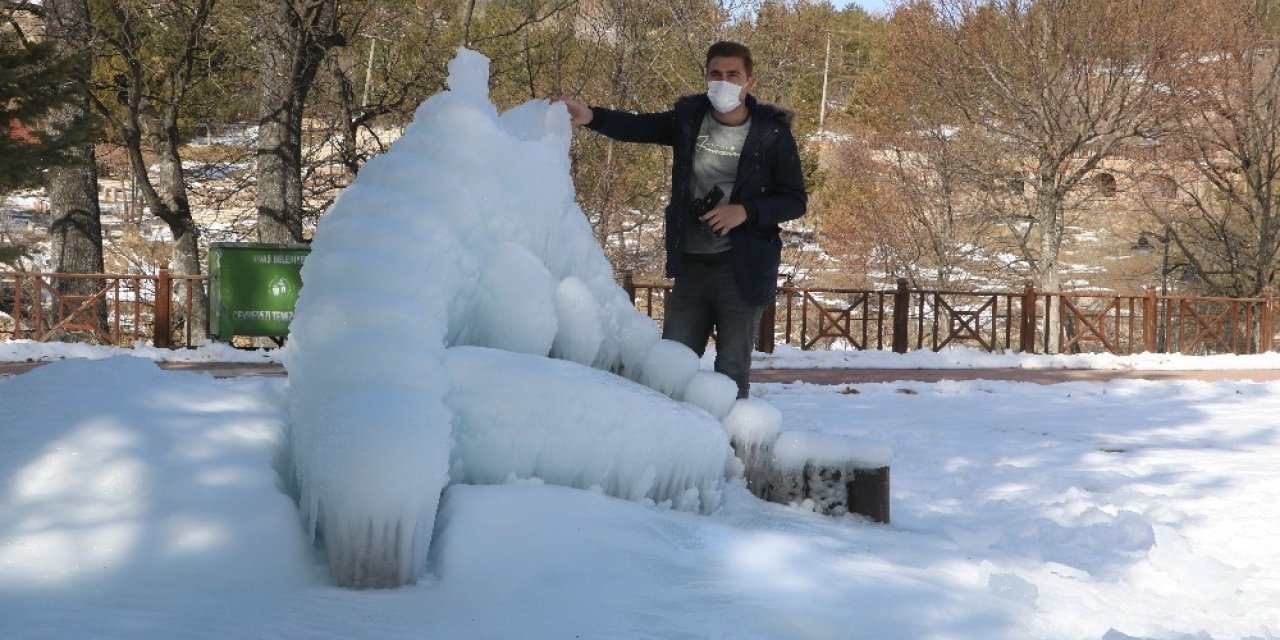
top-left (563, 41), bottom-right (807, 398)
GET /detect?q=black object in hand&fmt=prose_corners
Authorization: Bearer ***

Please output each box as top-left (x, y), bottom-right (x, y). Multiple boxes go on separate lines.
top-left (690, 185), bottom-right (725, 234)
top-left (691, 185), bottom-right (725, 217)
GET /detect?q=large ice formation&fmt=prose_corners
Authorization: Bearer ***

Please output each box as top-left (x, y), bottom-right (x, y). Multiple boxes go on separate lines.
top-left (283, 48), bottom-right (740, 588)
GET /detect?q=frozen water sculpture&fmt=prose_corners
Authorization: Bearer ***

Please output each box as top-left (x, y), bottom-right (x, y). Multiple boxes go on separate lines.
top-left (283, 48), bottom-right (743, 588)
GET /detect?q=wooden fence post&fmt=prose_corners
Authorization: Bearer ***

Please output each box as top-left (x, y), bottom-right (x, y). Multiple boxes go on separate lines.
top-left (892, 278), bottom-right (909, 354)
top-left (154, 263), bottom-right (172, 349)
top-left (12, 273), bottom-right (25, 339)
top-left (1263, 286), bottom-right (1276, 353)
top-left (32, 275), bottom-right (45, 338)
top-left (1143, 285), bottom-right (1158, 353)
top-left (1019, 283), bottom-right (1037, 353)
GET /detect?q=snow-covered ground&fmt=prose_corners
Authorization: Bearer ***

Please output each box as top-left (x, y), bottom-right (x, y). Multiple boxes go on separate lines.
top-left (1, 345), bottom-right (1277, 640)
top-left (10, 337), bottom-right (1280, 373)
top-left (5, 44), bottom-right (1278, 639)
top-left (756, 343), bottom-right (1280, 371)
top-left (0, 339), bottom-right (281, 364)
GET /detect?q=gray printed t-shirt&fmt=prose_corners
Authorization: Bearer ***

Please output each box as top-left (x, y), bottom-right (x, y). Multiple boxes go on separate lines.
top-left (683, 113), bottom-right (750, 255)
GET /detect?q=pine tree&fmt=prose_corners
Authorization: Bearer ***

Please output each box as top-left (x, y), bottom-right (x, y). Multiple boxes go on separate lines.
top-left (0, 30), bottom-right (85, 193)
top-left (42, 0), bottom-right (105, 290)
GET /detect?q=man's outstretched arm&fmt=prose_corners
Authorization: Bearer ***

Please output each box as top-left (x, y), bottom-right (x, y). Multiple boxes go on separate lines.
top-left (558, 97), bottom-right (677, 147)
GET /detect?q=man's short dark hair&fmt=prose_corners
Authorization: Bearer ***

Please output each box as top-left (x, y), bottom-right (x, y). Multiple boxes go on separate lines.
top-left (705, 41), bottom-right (753, 75)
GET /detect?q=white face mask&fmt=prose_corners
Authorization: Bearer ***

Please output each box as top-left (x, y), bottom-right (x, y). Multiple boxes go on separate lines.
top-left (707, 80), bottom-right (743, 113)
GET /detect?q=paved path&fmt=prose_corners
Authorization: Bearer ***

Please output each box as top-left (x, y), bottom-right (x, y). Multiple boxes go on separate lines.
top-left (752, 367), bottom-right (1280, 385)
top-left (0, 361), bottom-right (286, 379)
top-left (4, 360), bottom-right (1280, 384)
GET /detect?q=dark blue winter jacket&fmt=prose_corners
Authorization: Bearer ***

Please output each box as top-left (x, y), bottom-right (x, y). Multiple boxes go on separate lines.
top-left (585, 93), bottom-right (808, 306)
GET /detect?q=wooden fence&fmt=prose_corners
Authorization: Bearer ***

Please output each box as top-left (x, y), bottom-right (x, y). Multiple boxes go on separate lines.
top-left (623, 276), bottom-right (1280, 356)
top-left (2, 268), bottom-right (1275, 356)
top-left (1, 267), bottom-right (207, 348)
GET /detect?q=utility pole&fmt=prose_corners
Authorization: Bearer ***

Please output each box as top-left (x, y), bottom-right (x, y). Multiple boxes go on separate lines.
top-left (819, 32), bottom-right (831, 131)
top-left (362, 36), bottom-right (377, 108)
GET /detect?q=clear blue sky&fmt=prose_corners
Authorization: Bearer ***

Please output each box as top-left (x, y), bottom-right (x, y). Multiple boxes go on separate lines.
top-left (832, 0), bottom-right (893, 14)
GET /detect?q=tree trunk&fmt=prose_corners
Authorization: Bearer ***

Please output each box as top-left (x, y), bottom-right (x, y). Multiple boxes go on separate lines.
top-left (1035, 172), bottom-right (1063, 352)
top-left (256, 1), bottom-right (304, 243)
top-left (1036, 200), bottom-right (1063, 293)
top-left (148, 112), bottom-right (208, 342)
top-left (594, 139), bottom-right (615, 249)
top-left (256, 0), bottom-right (339, 244)
top-left (1252, 166), bottom-right (1279, 297)
top-left (45, 130), bottom-right (103, 285)
top-left (169, 215), bottom-right (206, 344)
top-left (43, 0), bottom-right (104, 295)
top-left (77, 0), bottom-right (217, 346)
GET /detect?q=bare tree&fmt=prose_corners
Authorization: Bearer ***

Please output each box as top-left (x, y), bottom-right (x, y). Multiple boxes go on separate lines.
top-left (294, 0), bottom-right (580, 223)
top-left (290, 0), bottom-right (456, 220)
top-left (472, 0), bottom-right (799, 278)
top-left (884, 0), bottom-right (1191, 294)
top-left (254, 0), bottom-right (353, 243)
top-left (581, 0), bottom-right (682, 273)
top-left (873, 128), bottom-right (1009, 288)
top-left (1162, 0), bottom-right (1280, 297)
top-left (86, 0), bottom-right (218, 340)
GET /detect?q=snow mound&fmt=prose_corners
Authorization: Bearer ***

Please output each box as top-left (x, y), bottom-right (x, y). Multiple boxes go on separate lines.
top-left (282, 48), bottom-right (743, 588)
top-left (0, 357), bottom-right (311, 601)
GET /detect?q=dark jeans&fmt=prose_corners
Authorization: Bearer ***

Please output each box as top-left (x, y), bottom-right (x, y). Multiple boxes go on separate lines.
top-left (663, 260), bottom-right (765, 398)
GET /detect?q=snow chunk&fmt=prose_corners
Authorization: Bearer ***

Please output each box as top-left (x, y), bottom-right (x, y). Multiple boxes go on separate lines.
top-left (722, 398), bottom-right (783, 448)
top-left (681, 371), bottom-right (739, 420)
top-left (550, 276), bottom-right (602, 366)
top-left (721, 398), bottom-right (783, 483)
top-left (617, 312), bottom-right (660, 379)
top-left (771, 431), bottom-right (892, 470)
top-left (459, 242), bottom-right (558, 355)
top-left (638, 339), bottom-right (700, 397)
top-left (445, 47), bottom-right (491, 102)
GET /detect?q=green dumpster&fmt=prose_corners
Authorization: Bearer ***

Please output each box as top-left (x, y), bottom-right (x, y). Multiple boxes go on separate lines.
top-left (208, 242), bottom-right (310, 341)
